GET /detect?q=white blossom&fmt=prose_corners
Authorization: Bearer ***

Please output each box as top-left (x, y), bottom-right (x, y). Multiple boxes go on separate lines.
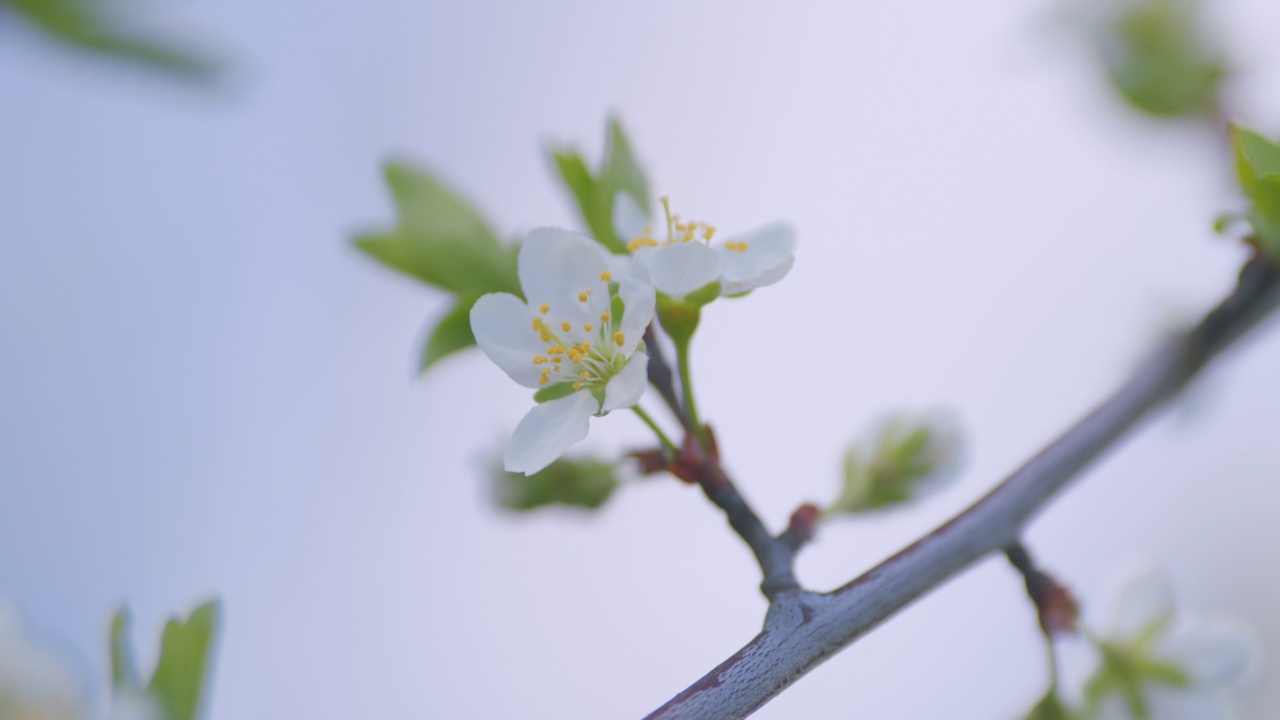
top-left (471, 227), bottom-right (655, 474)
top-left (614, 192), bottom-right (795, 299)
top-left (1089, 566), bottom-right (1261, 720)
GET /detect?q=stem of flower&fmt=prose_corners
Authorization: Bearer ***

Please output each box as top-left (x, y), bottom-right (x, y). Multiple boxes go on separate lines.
top-left (633, 406), bottom-right (679, 456)
top-left (673, 337), bottom-right (709, 449)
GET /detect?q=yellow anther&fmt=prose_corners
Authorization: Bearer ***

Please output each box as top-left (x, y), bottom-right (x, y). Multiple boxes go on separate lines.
top-left (573, 382), bottom-right (583, 390)
top-left (547, 346), bottom-right (564, 355)
top-left (579, 371), bottom-right (590, 379)
top-left (531, 318), bottom-right (542, 330)
top-left (553, 365), bottom-right (560, 373)
top-left (561, 321), bottom-right (572, 332)
top-left (539, 376), bottom-right (550, 385)
top-left (533, 356), bottom-right (548, 364)
top-left (614, 331), bottom-right (625, 346)
top-left (578, 291), bottom-right (588, 302)
top-left (540, 332), bottom-right (553, 343)
top-left (600, 312), bottom-right (610, 322)
top-left (600, 271), bottom-right (612, 282)
top-left (703, 225), bottom-right (717, 240)
top-left (583, 323), bottom-right (593, 331)
top-left (539, 303), bottom-right (550, 314)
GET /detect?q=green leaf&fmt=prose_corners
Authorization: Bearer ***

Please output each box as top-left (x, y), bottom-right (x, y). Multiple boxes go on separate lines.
top-left (1095, 0), bottom-right (1225, 118)
top-left (491, 455), bottom-right (620, 511)
top-left (109, 607), bottom-right (139, 691)
top-left (548, 116), bottom-right (650, 254)
top-left (419, 297), bottom-right (478, 373)
top-left (147, 600), bottom-right (221, 720)
top-left (1230, 126), bottom-right (1280, 257)
top-left (356, 161), bottom-right (520, 297)
top-left (8, 0), bottom-right (217, 80)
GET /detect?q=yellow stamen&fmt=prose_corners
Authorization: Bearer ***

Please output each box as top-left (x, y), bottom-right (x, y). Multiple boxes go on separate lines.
top-left (573, 382), bottom-right (582, 390)
top-left (532, 356), bottom-right (548, 364)
top-left (539, 303), bottom-right (550, 314)
top-left (539, 376), bottom-right (550, 385)
top-left (600, 312), bottom-right (610, 322)
top-left (583, 323), bottom-right (593, 331)
top-left (553, 365), bottom-right (560, 373)
top-left (579, 371), bottom-right (590, 379)
top-left (600, 271), bottom-right (612, 282)
top-left (614, 331), bottom-right (625, 346)
top-left (578, 292), bottom-right (588, 302)
top-left (703, 225), bottom-right (717, 240)
top-left (561, 321), bottom-right (572, 332)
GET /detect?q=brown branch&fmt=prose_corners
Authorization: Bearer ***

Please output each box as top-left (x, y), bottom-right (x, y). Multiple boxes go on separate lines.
top-left (644, 255), bottom-right (1280, 720)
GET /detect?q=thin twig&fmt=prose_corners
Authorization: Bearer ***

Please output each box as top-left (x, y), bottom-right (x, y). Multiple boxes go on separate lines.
top-left (644, 255), bottom-right (1280, 720)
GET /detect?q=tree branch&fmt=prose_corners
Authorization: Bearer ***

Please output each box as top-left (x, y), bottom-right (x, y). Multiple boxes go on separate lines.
top-left (644, 255), bottom-right (1280, 720)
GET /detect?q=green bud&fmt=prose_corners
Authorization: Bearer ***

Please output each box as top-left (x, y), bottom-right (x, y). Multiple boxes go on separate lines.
top-left (656, 294), bottom-right (702, 346)
top-left (827, 410), bottom-right (963, 515)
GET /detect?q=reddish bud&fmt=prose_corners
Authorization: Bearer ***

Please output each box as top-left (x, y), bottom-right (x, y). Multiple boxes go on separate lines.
top-left (786, 504), bottom-right (821, 543)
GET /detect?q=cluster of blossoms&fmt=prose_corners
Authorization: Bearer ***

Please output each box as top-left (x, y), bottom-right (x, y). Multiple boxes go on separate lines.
top-left (470, 194), bottom-right (795, 474)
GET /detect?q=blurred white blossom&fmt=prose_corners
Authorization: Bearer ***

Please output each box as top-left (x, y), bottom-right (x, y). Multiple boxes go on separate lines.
top-left (1087, 566), bottom-right (1261, 720)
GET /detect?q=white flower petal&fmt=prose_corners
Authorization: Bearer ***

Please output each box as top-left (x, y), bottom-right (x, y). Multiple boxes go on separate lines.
top-left (1111, 565), bottom-right (1176, 642)
top-left (649, 243), bottom-right (722, 297)
top-left (601, 352), bottom-right (648, 413)
top-left (615, 274), bottom-right (655, 356)
top-left (721, 256), bottom-right (795, 296)
top-left (717, 222), bottom-right (796, 291)
top-left (470, 293), bottom-right (545, 388)
top-left (504, 390), bottom-right (598, 474)
top-left (613, 191), bottom-right (650, 244)
top-left (1161, 619), bottom-right (1262, 689)
top-left (518, 227), bottom-right (613, 323)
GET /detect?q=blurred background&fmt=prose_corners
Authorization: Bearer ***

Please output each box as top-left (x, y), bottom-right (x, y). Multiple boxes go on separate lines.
top-left (4, 0), bottom-right (1280, 717)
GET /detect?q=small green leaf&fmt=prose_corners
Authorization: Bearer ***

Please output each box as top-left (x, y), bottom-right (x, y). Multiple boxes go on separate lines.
top-left (548, 116), bottom-right (650, 254)
top-left (419, 298), bottom-right (478, 373)
top-left (147, 600), bottom-right (221, 720)
top-left (1094, 0), bottom-right (1225, 118)
top-left (600, 117), bottom-right (651, 222)
top-left (1230, 126), bottom-right (1280, 256)
top-left (356, 161), bottom-right (520, 297)
top-left (109, 607), bottom-right (139, 691)
top-left (8, 0), bottom-right (217, 80)
top-left (491, 455), bottom-right (620, 511)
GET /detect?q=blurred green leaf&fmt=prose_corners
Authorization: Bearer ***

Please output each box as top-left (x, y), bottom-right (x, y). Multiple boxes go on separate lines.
top-left (356, 161), bottom-right (520, 297)
top-left (1022, 691), bottom-right (1076, 720)
top-left (147, 600), bottom-right (220, 720)
top-left (8, 0), bottom-right (217, 80)
top-left (1231, 126), bottom-right (1280, 257)
top-left (419, 297), bottom-right (478, 372)
top-left (827, 410), bottom-right (962, 516)
top-left (549, 116), bottom-right (650, 253)
top-left (1094, 0), bottom-right (1225, 118)
top-left (109, 607), bottom-right (139, 691)
top-left (492, 455), bottom-right (620, 511)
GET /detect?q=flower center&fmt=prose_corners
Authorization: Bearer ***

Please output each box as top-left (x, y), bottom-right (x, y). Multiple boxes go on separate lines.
top-left (625, 196), bottom-right (747, 253)
top-left (528, 271), bottom-right (628, 391)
